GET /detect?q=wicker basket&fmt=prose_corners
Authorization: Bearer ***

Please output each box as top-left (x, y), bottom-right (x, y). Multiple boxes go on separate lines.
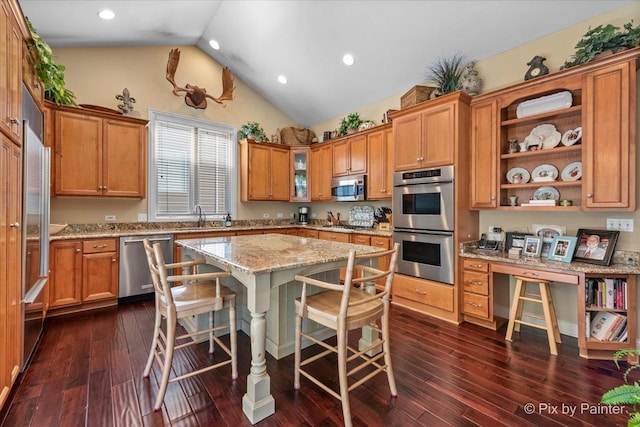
top-left (400, 85), bottom-right (436, 109)
top-left (280, 127), bottom-right (316, 146)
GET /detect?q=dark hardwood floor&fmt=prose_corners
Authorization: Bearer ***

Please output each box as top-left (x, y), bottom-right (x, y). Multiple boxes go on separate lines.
top-left (0, 299), bottom-right (632, 426)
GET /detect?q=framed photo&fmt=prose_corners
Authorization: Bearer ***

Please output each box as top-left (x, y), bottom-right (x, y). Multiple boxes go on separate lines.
top-left (573, 229), bottom-right (619, 266)
top-left (505, 232), bottom-right (527, 251)
top-left (523, 235), bottom-right (542, 257)
top-left (547, 236), bottom-right (578, 262)
top-left (531, 224), bottom-right (566, 256)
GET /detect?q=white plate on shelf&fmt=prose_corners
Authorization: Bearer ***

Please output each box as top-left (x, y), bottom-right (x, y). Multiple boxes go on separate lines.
top-left (561, 161), bottom-right (582, 181)
top-left (531, 164), bottom-right (558, 181)
top-left (516, 91), bottom-right (573, 118)
top-left (532, 186), bottom-right (560, 200)
top-left (561, 127), bottom-right (582, 146)
top-left (506, 167), bottom-right (530, 184)
top-left (529, 124), bottom-right (561, 150)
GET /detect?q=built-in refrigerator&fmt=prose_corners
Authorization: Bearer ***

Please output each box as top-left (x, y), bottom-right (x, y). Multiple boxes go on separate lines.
top-left (21, 85), bottom-right (49, 370)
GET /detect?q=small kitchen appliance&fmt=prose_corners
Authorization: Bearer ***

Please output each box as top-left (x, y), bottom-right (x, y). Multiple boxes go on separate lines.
top-left (298, 206), bottom-right (309, 225)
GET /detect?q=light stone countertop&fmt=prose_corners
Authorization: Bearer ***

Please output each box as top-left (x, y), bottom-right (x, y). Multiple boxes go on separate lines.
top-left (460, 241), bottom-right (640, 275)
top-left (176, 233), bottom-right (384, 275)
top-left (49, 221), bottom-right (392, 241)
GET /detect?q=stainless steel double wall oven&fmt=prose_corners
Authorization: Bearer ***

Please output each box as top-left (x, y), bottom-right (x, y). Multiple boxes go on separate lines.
top-left (393, 165), bottom-right (455, 285)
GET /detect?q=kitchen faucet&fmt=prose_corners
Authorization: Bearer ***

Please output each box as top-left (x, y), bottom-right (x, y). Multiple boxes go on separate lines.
top-left (194, 205), bottom-right (206, 227)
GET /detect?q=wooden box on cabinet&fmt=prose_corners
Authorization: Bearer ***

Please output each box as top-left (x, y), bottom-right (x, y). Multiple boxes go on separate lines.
top-left (400, 85), bottom-right (436, 109)
top-left (51, 105), bottom-right (147, 198)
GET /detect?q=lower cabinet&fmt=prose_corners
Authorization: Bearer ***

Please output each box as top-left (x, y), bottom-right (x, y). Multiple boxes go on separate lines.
top-left (298, 229), bottom-right (320, 238)
top-left (49, 238), bottom-right (118, 315)
top-left (461, 259), bottom-right (497, 328)
top-left (391, 273), bottom-right (457, 322)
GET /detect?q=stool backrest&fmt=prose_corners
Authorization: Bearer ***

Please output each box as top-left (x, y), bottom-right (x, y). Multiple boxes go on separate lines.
top-left (143, 238), bottom-right (175, 307)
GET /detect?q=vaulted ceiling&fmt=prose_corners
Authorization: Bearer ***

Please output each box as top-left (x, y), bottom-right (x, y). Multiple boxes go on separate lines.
top-left (20, 0), bottom-right (633, 126)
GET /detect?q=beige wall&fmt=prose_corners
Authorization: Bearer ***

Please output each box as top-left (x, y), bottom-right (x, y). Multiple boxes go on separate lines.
top-left (49, 45), bottom-right (300, 224)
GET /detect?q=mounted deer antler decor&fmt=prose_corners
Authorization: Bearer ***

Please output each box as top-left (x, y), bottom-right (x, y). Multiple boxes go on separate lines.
top-left (166, 48), bottom-right (235, 109)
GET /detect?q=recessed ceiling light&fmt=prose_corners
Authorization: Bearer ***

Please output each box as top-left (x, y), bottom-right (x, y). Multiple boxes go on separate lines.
top-left (342, 54), bottom-right (354, 66)
top-left (277, 75), bottom-right (288, 84)
top-left (209, 39), bottom-right (220, 50)
top-left (97, 9), bottom-right (115, 20)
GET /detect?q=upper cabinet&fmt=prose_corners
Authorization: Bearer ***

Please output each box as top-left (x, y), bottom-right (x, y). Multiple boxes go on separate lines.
top-left (0, 0), bottom-right (23, 144)
top-left (310, 142), bottom-right (332, 201)
top-left (470, 48), bottom-right (638, 211)
top-left (367, 124), bottom-right (393, 200)
top-left (332, 133), bottom-right (366, 176)
top-left (51, 103), bottom-right (148, 198)
top-left (392, 92), bottom-right (465, 171)
top-left (240, 140), bottom-right (290, 201)
top-left (290, 147), bottom-right (310, 202)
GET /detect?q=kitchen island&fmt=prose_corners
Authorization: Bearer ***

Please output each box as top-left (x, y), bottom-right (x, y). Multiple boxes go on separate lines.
top-left (175, 233), bottom-right (384, 424)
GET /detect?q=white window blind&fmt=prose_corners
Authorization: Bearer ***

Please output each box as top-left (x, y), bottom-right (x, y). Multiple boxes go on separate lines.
top-left (148, 110), bottom-right (236, 221)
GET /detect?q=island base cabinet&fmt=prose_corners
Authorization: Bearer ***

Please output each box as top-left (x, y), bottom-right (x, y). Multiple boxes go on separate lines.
top-left (391, 273), bottom-right (458, 323)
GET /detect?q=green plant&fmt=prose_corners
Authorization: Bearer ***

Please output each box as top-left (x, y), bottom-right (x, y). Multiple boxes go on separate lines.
top-left (238, 121), bottom-right (268, 142)
top-left (561, 21), bottom-right (640, 69)
top-left (26, 18), bottom-right (76, 106)
top-left (601, 349), bottom-right (640, 426)
top-left (337, 112), bottom-right (362, 136)
top-left (425, 53), bottom-right (467, 95)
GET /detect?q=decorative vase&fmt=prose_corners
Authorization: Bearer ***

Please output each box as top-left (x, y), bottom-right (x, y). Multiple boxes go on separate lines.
top-left (347, 128), bottom-right (358, 135)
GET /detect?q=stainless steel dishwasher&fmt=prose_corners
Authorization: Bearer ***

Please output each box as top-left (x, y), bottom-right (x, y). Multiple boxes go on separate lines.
top-left (119, 234), bottom-right (174, 301)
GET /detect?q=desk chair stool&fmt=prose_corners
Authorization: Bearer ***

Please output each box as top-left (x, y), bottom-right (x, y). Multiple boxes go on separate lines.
top-left (506, 275), bottom-right (561, 355)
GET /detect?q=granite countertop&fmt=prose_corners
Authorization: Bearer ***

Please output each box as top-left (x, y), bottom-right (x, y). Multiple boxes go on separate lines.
top-left (49, 221), bottom-right (393, 241)
top-left (460, 241), bottom-right (640, 275)
top-left (176, 234), bottom-right (383, 275)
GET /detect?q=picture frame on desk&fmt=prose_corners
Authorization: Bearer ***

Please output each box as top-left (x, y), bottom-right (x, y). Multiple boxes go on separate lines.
top-left (573, 229), bottom-right (619, 266)
top-left (547, 235), bottom-right (578, 262)
top-left (505, 232), bottom-right (527, 251)
top-left (531, 224), bottom-right (566, 257)
top-left (523, 235), bottom-right (542, 257)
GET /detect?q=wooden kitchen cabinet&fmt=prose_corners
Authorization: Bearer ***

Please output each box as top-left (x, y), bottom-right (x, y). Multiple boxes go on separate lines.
top-left (49, 240), bottom-right (83, 308)
top-left (470, 49), bottom-right (638, 211)
top-left (240, 140), bottom-right (290, 201)
top-left (310, 142), bottom-right (332, 201)
top-left (461, 259), bottom-right (496, 328)
top-left (52, 105), bottom-right (147, 197)
top-left (318, 230), bottom-right (350, 243)
top-left (49, 238), bottom-right (119, 316)
top-left (290, 147), bottom-right (310, 201)
top-left (298, 228), bottom-right (320, 239)
top-left (367, 125), bottom-right (393, 200)
top-left (393, 93), bottom-right (464, 171)
top-left (0, 0), bottom-right (23, 145)
top-left (332, 133), bottom-right (366, 176)
top-left (0, 134), bottom-right (22, 408)
top-left (82, 239), bottom-right (118, 302)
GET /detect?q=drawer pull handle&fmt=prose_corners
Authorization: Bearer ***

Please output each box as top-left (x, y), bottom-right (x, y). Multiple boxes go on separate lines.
top-left (521, 271), bottom-right (540, 277)
top-left (93, 244), bottom-right (108, 248)
top-left (470, 281), bottom-right (483, 286)
top-left (470, 263), bottom-right (483, 268)
top-left (415, 289), bottom-right (426, 295)
top-left (466, 302), bottom-right (483, 308)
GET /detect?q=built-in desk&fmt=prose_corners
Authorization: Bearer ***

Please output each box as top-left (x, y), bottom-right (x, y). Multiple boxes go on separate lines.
top-left (460, 243), bottom-right (640, 360)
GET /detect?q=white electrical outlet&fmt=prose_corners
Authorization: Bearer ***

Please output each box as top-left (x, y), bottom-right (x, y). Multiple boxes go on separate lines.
top-left (263, 213), bottom-right (270, 219)
top-left (137, 213), bottom-right (147, 222)
top-left (105, 215), bottom-right (116, 221)
top-left (277, 213), bottom-right (283, 218)
top-left (607, 218), bottom-right (634, 232)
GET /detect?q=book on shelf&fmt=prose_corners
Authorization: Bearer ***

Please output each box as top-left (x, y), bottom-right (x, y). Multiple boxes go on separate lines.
top-left (586, 278), bottom-right (627, 310)
top-left (590, 311), bottom-right (627, 341)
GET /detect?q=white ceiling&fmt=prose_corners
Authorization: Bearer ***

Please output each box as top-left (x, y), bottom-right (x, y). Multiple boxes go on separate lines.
top-left (19, 0), bottom-right (633, 127)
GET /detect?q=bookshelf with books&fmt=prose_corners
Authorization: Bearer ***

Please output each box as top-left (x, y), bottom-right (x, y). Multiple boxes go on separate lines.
top-left (580, 274), bottom-right (636, 360)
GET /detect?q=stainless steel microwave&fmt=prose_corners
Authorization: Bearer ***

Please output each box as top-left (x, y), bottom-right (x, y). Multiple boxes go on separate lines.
top-left (331, 174), bottom-right (366, 201)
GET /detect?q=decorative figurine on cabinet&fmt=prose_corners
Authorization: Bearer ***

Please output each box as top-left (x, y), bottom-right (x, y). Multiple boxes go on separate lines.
top-left (460, 61), bottom-right (482, 95)
top-left (524, 55), bottom-right (549, 81)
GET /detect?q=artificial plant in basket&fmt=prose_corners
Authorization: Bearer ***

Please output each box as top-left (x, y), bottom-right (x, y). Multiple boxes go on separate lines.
top-left (26, 18), bottom-right (76, 105)
top-left (337, 112), bottom-right (363, 136)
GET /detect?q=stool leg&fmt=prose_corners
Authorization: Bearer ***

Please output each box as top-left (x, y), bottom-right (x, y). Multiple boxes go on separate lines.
top-left (539, 283), bottom-right (558, 355)
top-left (513, 282), bottom-right (526, 333)
top-left (506, 279), bottom-right (524, 341)
top-left (545, 284), bottom-right (562, 344)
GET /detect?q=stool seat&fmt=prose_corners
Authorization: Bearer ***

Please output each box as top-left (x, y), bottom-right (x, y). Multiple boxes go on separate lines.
top-left (506, 276), bottom-right (561, 355)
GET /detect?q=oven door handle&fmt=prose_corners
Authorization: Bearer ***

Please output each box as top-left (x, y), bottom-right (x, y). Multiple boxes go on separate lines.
top-left (394, 228), bottom-right (453, 236)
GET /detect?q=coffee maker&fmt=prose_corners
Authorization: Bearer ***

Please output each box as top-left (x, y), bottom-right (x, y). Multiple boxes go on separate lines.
top-left (298, 206), bottom-right (309, 225)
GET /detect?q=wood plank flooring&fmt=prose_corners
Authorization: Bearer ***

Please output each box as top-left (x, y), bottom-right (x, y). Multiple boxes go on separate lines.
top-left (0, 299), bottom-right (633, 426)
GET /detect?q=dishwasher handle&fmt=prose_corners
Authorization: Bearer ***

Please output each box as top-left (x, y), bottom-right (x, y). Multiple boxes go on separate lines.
top-left (123, 237), bottom-right (173, 245)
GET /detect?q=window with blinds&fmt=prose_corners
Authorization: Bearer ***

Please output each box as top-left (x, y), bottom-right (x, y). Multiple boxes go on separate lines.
top-left (148, 110), bottom-right (237, 221)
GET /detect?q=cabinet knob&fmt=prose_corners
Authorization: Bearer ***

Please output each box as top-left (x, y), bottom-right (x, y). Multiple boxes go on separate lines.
top-left (75, 248), bottom-right (81, 253)
top-left (586, 193), bottom-right (593, 198)
top-left (9, 118), bottom-right (19, 124)
top-left (491, 196), bottom-right (496, 200)
top-left (9, 222), bottom-right (20, 228)
top-left (112, 258), bottom-right (116, 262)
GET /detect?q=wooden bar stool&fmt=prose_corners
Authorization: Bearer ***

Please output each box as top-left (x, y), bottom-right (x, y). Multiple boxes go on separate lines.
top-left (506, 275), bottom-right (561, 355)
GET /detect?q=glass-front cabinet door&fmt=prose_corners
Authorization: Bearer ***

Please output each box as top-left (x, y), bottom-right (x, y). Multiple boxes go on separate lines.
top-left (290, 148), bottom-right (310, 201)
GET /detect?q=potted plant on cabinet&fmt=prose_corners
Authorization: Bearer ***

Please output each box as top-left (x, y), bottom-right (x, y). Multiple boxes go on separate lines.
top-left (561, 21), bottom-right (640, 69)
top-left (338, 112), bottom-right (363, 136)
top-left (238, 121), bottom-right (268, 142)
top-left (26, 19), bottom-right (77, 105)
top-left (425, 53), bottom-right (468, 98)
